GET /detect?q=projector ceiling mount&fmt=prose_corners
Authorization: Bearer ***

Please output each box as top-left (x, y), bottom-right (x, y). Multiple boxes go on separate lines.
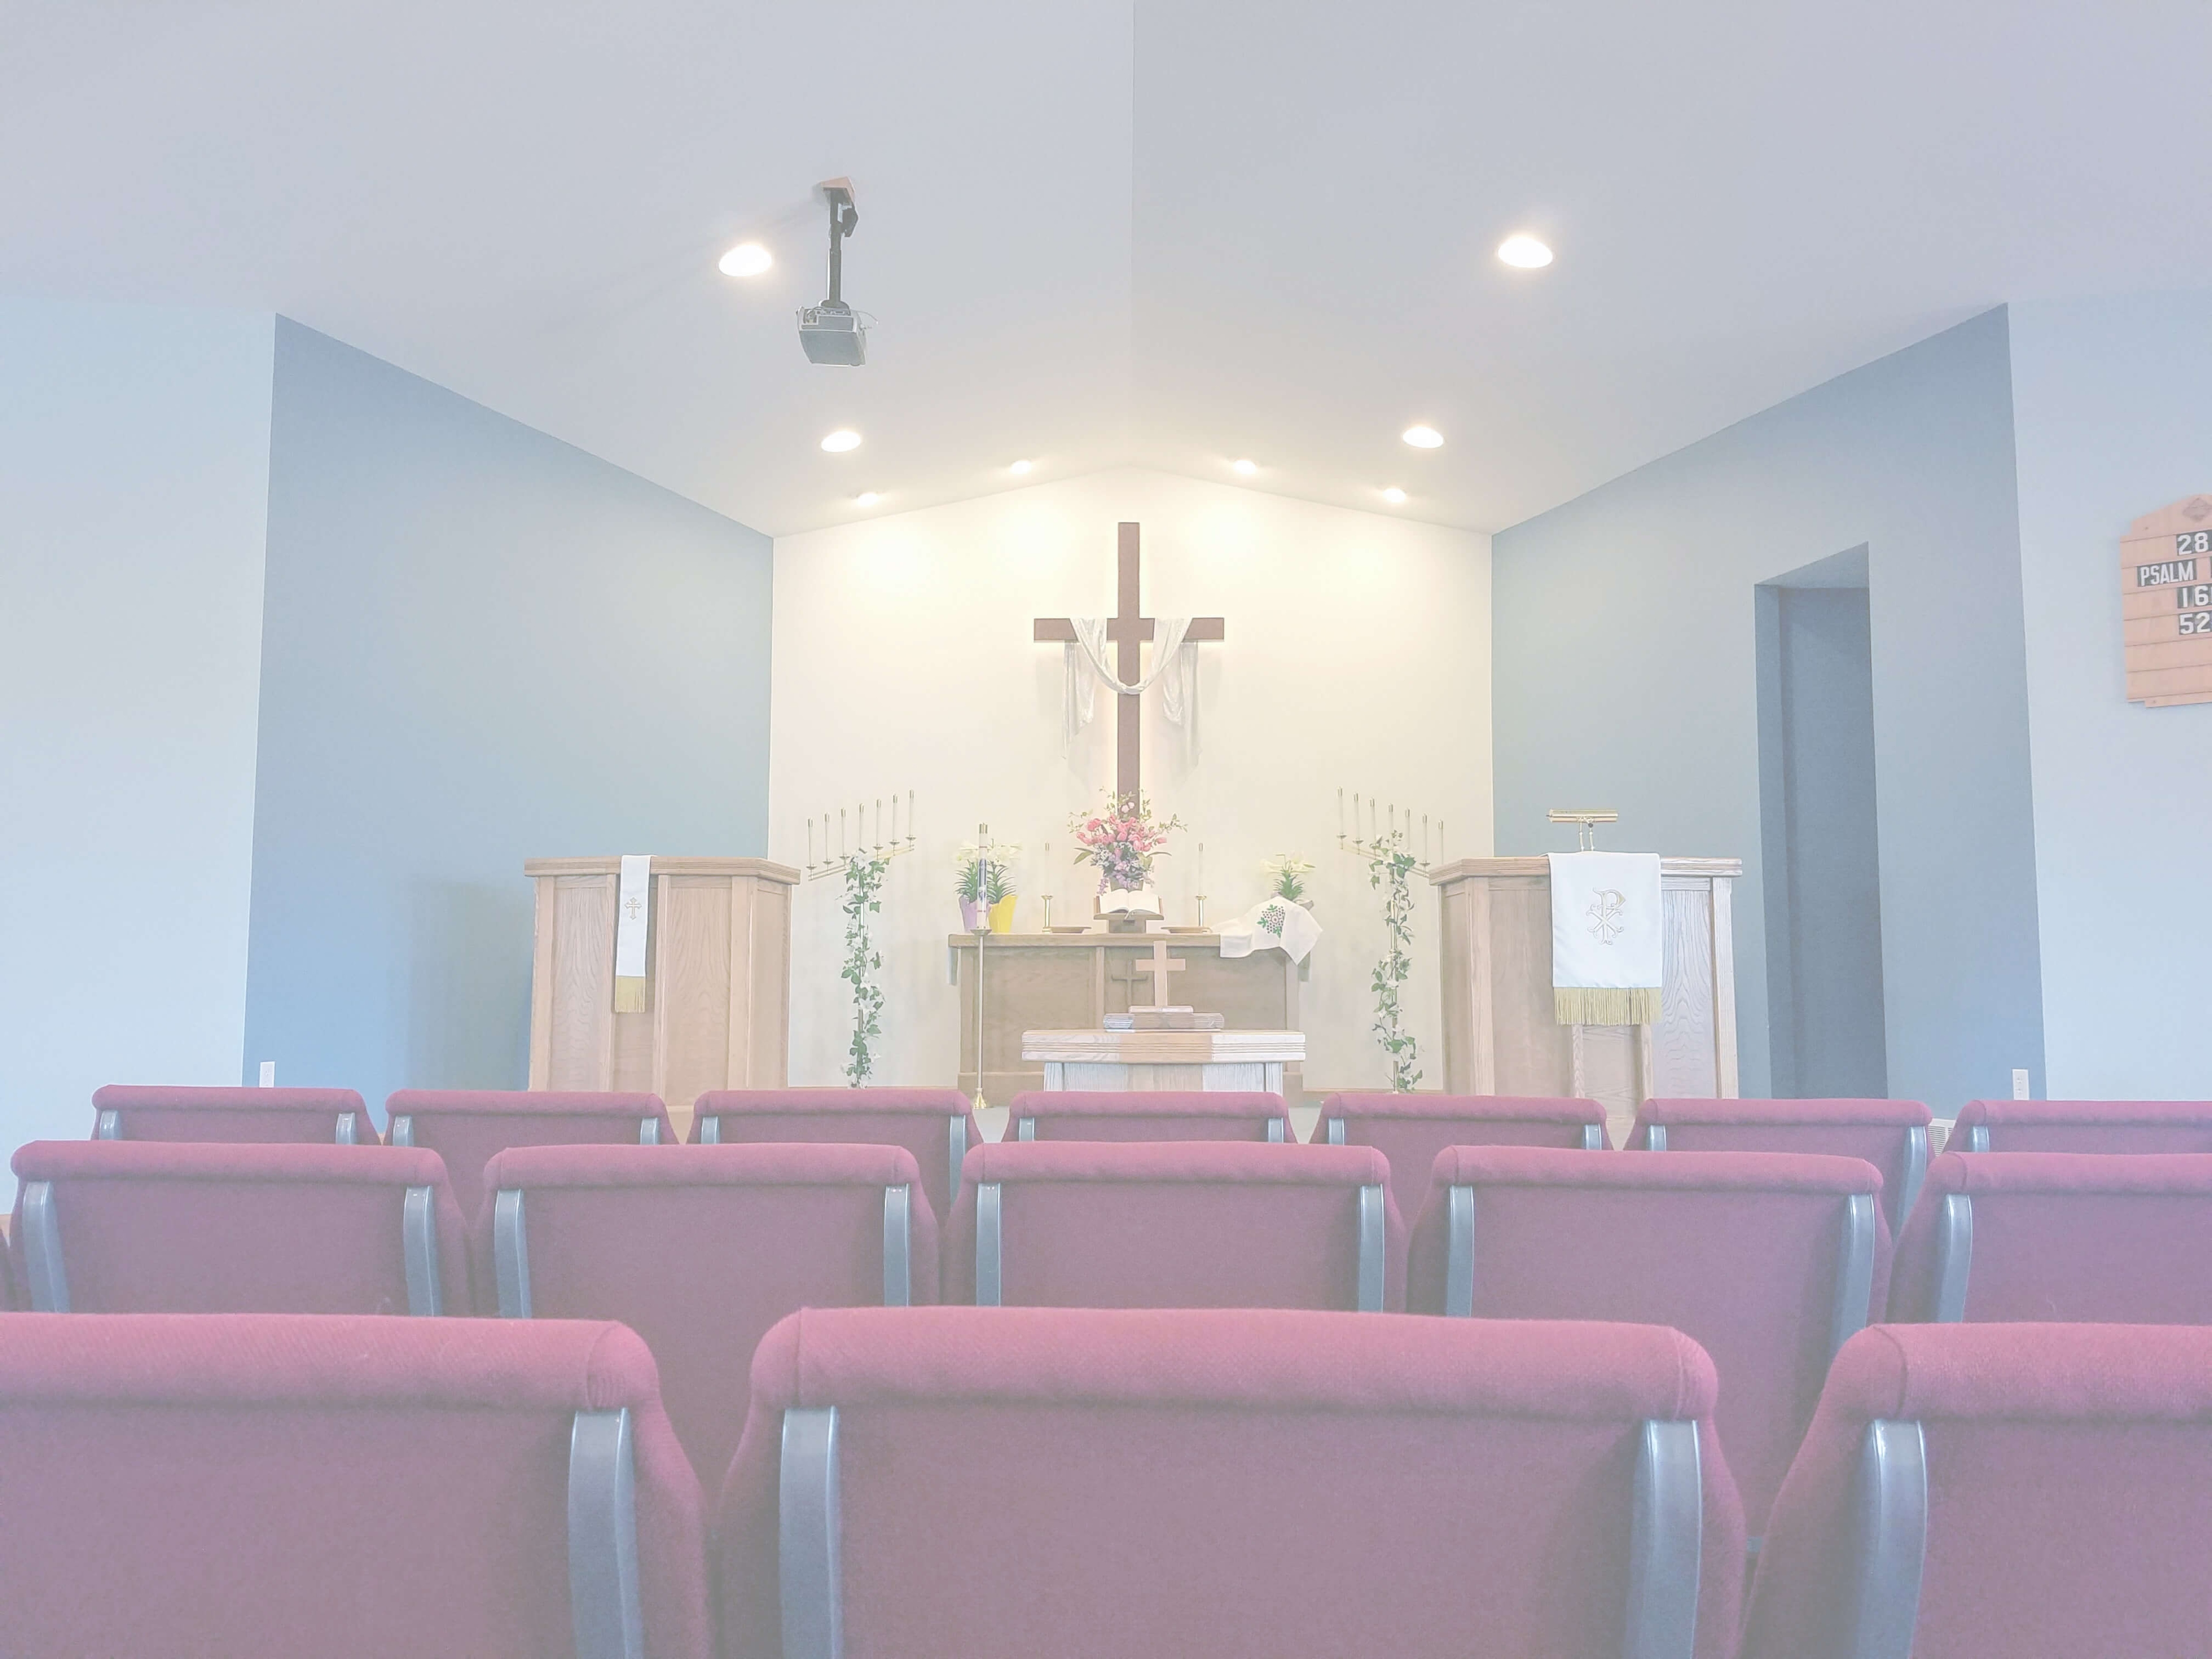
top-left (797, 177), bottom-right (870, 366)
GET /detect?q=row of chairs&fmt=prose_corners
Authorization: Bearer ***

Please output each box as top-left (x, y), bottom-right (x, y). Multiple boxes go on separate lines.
top-left (90, 1082), bottom-right (2212, 1229)
top-left (0, 1306), bottom-right (2200, 1658)
top-left (17, 1131), bottom-right (2212, 1526)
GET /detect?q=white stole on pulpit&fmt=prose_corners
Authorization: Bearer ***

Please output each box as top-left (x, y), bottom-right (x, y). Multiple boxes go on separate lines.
top-left (614, 854), bottom-right (652, 1013)
top-left (1548, 852), bottom-right (1662, 1025)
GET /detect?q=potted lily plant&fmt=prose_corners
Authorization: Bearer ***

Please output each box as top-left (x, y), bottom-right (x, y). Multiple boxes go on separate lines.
top-left (955, 840), bottom-right (1019, 933)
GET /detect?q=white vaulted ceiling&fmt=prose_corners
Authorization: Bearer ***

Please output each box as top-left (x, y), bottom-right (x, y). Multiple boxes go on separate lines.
top-left (6, 1), bottom-right (2211, 535)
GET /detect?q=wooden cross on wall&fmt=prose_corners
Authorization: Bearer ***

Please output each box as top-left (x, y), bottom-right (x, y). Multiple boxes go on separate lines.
top-left (1035, 522), bottom-right (1225, 802)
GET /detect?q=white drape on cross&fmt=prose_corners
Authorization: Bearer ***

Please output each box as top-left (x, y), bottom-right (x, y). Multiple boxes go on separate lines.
top-left (1062, 617), bottom-right (1200, 762)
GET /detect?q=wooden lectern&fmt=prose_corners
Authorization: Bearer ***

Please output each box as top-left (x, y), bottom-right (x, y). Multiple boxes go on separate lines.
top-left (1428, 857), bottom-right (1742, 1138)
top-left (525, 857), bottom-right (798, 1137)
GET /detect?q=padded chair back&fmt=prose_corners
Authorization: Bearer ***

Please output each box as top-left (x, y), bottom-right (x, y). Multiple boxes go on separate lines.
top-left (718, 1306), bottom-right (1743, 1659)
top-left (384, 1090), bottom-right (675, 1221)
top-left (8, 1141), bottom-right (469, 1316)
top-left (0, 1313), bottom-right (707, 1659)
top-left (687, 1088), bottom-right (980, 1218)
top-left (1951, 1097), bottom-right (2212, 1154)
top-left (1887, 1151), bottom-right (2212, 1324)
top-left (475, 1141), bottom-right (937, 1484)
top-left (1316, 1092), bottom-right (1607, 1218)
top-left (90, 1084), bottom-right (369, 1145)
top-left (1007, 1089), bottom-right (1294, 1145)
top-left (1740, 1322), bottom-right (2212, 1659)
top-left (1408, 1145), bottom-right (1888, 1536)
top-left (944, 1141), bottom-right (1403, 1312)
top-left (1628, 1097), bottom-right (1933, 1230)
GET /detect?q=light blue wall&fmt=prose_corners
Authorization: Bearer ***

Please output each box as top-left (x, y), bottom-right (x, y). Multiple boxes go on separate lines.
top-left (0, 298), bottom-right (274, 1148)
top-left (1493, 309), bottom-right (2045, 1109)
top-left (243, 320), bottom-right (773, 1119)
top-left (2011, 293), bottom-right (2212, 1099)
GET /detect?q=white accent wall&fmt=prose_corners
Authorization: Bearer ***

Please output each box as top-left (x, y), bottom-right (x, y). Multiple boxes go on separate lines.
top-left (770, 468), bottom-right (1493, 1095)
top-left (0, 298), bottom-right (275, 1147)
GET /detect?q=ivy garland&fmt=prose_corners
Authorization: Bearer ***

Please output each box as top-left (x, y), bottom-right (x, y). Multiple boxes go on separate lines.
top-left (1366, 831), bottom-right (1422, 1092)
top-left (841, 851), bottom-right (892, 1085)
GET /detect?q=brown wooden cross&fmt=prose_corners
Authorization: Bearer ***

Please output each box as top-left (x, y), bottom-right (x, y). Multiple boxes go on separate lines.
top-left (1035, 522), bottom-right (1225, 802)
top-left (1131, 937), bottom-right (1186, 1008)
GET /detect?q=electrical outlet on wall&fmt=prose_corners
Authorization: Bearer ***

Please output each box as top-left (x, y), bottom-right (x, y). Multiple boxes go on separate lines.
top-left (2012, 1068), bottom-right (2031, 1100)
top-left (258, 1060), bottom-right (276, 1088)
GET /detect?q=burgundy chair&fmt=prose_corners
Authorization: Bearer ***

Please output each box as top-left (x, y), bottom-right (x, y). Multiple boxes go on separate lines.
top-left (686, 1087), bottom-right (980, 1218)
top-left (1740, 1322), bottom-right (2212, 1659)
top-left (0, 1312), bottom-right (709, 1658)
top-left (1887, 1151), bottom-right (2212, 1324)
top-left (8, 1141), bottom-right (469, 1316)
top-left (943, 1140), bottom-right (1403, 1311)
top-left (1627, 1097), bottom-right (1933, 1231)
top-left (717, 1305), bottom-right (1744, 1659)
top-left (1951, 1097), bottom-right (2212, 1154)
top-left (1408, 1145), bottom-right (1889, 1538)
top-left (474, 1141), bottom-right (938, 1485)
top-left (384, 1089), bottom-right (676, 1221)
top-left (1006, 1088), bottom-right (1295, 1145)
top-left (1315, 1092), bottom-right (1607, 1219)
top-left (90, 1084), bottom-right (370, 1145)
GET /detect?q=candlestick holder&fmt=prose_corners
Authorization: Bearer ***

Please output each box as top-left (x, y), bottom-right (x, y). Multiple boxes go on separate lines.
top-left (803, 789), bottom-right (919, 882)
top-left (1336, 787), bottom-right (1441, 874)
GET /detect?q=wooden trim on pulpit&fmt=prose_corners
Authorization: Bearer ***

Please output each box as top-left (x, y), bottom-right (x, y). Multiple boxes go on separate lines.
top-left (1711, 877), bottom-right (1738, 1097)
top-left (1427, 856), bottom-right (1743, 882)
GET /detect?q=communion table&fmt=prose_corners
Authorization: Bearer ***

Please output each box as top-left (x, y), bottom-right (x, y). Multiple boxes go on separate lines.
top-left (1429, 857), bottom-right (1742, 1142)
top-left (1021, 1028), bottom-right (1306, 1094)
top-left (525, 857), bottom-right (798, 1137)
top-left (949, 930), bottom-right (1302, 1103)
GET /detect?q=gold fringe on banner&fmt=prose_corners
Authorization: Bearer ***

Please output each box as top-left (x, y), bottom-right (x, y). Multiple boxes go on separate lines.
top-left (613, 975), bottom-right (648, 1014)
top-left (1554, 986), bottom-right (1661, 1027)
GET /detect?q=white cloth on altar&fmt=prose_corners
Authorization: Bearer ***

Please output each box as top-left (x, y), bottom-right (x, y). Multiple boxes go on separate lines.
top-left (1218, 896), bottom-right (1321, 964)
top-left (1061, 616), bottom-right (1198, 758)
top-left (1547, 852), bottom-right (1661, 1021)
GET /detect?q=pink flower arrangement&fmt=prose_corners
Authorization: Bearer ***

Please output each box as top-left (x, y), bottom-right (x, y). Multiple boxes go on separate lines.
top-left (1070, 791), bottom-right (1184, 893)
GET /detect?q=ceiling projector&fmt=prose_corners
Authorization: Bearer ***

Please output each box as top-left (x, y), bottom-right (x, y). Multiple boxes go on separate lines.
top-left (798, 179), bottom-right (869, 366)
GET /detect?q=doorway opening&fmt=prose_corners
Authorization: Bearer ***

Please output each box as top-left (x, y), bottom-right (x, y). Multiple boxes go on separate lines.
top-left (1755, 547), bottom-right (1888, 1097)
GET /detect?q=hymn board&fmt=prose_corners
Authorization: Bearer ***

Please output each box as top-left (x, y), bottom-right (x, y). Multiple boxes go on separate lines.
top-left (2122, 495), bottom-right (2212, 708)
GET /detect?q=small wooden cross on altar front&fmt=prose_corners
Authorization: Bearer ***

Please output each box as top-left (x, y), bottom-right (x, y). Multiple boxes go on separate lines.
top-left (1035, 522), bottom-right (1225, 801)
top-left (1131, 937), bottom-right (1186, 1009)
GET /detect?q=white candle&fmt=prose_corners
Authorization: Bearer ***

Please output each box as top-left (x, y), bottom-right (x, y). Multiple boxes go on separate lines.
top-left (1338, 788), bottom-right (1345, 837)
top-left (808, 818), bottom-right (815, 868)
top-left (874, 798), bottom-right (882, 848)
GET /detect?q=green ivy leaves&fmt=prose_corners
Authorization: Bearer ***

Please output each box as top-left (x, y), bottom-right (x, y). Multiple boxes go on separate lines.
top-left (842, 852), bottom-right (892, 1085)
top-left (1366, 837), bottom-right (1422, 1093)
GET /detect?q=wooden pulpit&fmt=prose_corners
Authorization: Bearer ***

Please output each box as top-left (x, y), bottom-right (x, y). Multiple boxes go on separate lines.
top-left (1428, 857), bottom-right (1741, 1138)
top-left (525, 857), bottom-right (798, 1136)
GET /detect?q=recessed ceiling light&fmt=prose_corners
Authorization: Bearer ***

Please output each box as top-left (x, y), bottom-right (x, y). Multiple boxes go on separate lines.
top-left (1402, 425), bottom-right (1444, 449)
top-left (855, 491), bottom-right (881, 506)
top-left (1497, 234), bottom-right (1553, 269)
top-left (1010, 459), bottom-right (1032, 475)
top-left (1382, 487), bottom-right (1407, 505)
top-left (820, 429), bottom-right (862, 453)
top-left (718, 241), bottom-right (773, 278)
top-left (1232, 458), bottom-right (1258, 476)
